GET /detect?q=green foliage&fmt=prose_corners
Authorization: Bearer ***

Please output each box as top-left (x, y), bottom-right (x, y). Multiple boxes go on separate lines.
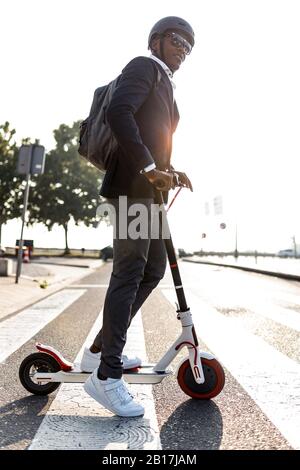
top-left (0, 120), bottom-right (104, 252)
top-left (29, 121), bottom-right (103, 252)
top-left (0, 122), bottom-right (24, 244)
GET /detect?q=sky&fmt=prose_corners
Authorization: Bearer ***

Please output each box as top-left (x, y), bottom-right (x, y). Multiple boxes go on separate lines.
top-left (1, 0), bottom-right (300, 253)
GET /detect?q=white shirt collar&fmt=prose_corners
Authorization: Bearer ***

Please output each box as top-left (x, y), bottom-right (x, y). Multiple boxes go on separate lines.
top-left (149, 54), bottom-right (176, 89)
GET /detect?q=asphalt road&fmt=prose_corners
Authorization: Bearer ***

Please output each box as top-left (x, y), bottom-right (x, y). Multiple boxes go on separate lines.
top-left (0, 261), bottom-right (299, 450)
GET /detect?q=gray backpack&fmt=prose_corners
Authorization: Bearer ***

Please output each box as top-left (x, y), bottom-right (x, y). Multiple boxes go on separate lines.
top-left (78, 60), bottom-right (161, 173)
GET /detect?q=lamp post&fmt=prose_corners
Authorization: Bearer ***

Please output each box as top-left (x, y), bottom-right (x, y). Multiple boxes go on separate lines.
top-left (15, 172), bottom-right (31, 283)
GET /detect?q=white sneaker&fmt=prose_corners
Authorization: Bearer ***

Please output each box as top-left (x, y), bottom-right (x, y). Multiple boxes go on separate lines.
top-left (80, 347), bottom-right (142, 373)
top-left (84, 369), bottom-right (145, 417)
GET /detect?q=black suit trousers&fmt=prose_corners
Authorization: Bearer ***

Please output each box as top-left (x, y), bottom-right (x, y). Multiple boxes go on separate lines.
top-left (93, 197), bottom-right (167, 379)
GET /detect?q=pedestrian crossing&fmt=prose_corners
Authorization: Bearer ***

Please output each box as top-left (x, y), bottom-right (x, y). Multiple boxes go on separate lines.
top-left (0, 277), bottom-right (299, 450)
top-left (195, 290), bottom-right (300, 332)
top-left (238, 300), bottom-right (300, 332)
top-left (0, 289), bottom-right (86, 363)
top-left (162, 289), bottom-right (300, 450)
top-left (29, 309), bottom-right (160, 450)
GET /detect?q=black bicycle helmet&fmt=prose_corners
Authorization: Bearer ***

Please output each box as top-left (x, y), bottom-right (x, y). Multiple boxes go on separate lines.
top-left (148, 16), bottom-right (195, 49)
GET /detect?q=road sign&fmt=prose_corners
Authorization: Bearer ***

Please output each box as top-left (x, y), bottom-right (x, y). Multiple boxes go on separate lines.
top-left (31, 145), bottom-right (45, 174)
top-left (17, 144), bottom-right (46, 175)
top-left (213, 195), bottom-right (223, 215)
top-left (17, 145), bottom-right (32, 174)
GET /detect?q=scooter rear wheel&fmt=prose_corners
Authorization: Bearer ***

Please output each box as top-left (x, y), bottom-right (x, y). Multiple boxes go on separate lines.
top-left (19, 352), bottom-right (61, 396)
top-left (177, 358), bottom-right (225, 399)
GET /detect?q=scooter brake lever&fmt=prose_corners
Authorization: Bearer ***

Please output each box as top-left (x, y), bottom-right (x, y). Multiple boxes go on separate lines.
top-left (172, 173), bottom-right (186, 188)
top-left (172, 173), bottom-right (180, 187)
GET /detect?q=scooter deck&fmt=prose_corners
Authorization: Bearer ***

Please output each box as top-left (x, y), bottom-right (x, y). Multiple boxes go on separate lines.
top-left (33, 364), bottom-right (172, 385)
top-left (124, 365), bottom-right (173, 384)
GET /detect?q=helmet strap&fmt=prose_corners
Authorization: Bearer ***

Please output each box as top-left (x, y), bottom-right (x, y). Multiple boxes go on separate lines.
top-left (159, 36), bottom-right (167, 65)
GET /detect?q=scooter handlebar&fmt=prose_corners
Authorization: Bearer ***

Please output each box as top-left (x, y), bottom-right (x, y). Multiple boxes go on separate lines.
top-left (154, 173), bottom-right (183, 190)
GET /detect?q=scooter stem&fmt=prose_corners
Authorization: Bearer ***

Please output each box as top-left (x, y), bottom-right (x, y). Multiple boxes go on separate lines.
top-left (155, 190), bottom-right (197, 331)
top-left (154, 190), bottom-right (188, 309)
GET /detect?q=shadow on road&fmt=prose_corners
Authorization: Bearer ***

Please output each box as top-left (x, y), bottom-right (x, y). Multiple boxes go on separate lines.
top-left (0, 395), bottom-right (49, 449)
top-left (160, 399), bottom-right (223, 450)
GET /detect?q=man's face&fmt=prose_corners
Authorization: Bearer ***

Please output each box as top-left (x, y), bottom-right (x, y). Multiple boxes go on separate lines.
top-left (151, 30), bottom-right (192, 72)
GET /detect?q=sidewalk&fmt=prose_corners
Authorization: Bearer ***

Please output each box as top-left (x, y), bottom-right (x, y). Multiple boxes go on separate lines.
top-left (183, 255), bottom-right (300, 281)
top-left (0, 258), bottom-right (104, 321)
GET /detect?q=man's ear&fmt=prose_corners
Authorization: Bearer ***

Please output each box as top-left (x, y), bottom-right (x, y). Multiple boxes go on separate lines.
top-left (150, 36), bottom-right (160, 54)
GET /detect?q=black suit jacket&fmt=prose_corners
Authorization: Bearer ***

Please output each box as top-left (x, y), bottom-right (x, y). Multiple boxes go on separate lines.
top-left (100, 56), bottom-right (180, 200)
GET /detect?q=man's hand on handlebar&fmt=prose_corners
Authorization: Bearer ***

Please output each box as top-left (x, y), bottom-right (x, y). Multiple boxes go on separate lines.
top-left (143, 168), bottom-right (193, 192)
top-left (143, 169), bottom-right (175, 191)
top-left (171, 171), bottom-right (193, 192)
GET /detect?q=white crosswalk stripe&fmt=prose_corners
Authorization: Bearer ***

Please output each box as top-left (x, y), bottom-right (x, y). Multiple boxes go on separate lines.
top-left (162, 288), bottom-right (300, 450)
top-left (239, 300), bottom-right (300, 331)
top-left (29, 309), bottom-right (161, 450)
top-left (0, 289), bottom-right (86, 363)
top-left (198, 290), bottom-right (300, 332)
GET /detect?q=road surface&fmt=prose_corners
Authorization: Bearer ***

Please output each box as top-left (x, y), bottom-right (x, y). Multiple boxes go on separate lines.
top-left (0, 261), bottom-right (299, 450)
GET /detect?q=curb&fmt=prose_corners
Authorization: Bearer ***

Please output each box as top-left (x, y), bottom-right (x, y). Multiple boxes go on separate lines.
top-left (32, 261), bottom-right (92, 269)
top-left (182, 258), bottom-right (300, 282)
top-left (31, 260), bottom-right (104, 269)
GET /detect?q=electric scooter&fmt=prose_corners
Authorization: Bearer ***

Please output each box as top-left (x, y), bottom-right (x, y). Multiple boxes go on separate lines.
top-left (19, 180), bottom-right (225, 399)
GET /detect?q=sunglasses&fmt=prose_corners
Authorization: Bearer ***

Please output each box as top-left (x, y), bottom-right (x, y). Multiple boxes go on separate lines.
top-left (164, 32), bottom-right (192, 55)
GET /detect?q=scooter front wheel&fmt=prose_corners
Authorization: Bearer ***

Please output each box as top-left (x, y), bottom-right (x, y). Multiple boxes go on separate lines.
top-left (19, 352), bottom-right (61, 396)
top-left (177, 358), bottom-right (225, 399)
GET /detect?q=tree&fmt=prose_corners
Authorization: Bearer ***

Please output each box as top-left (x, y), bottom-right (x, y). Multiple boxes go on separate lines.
top-left (0, 122), bottom-right (24, 245)
top-left (29, 121), bottom-right (103, 254)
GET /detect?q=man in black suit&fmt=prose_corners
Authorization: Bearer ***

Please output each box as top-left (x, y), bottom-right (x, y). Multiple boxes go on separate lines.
top-left (83, 17), bottom-right (195, 417)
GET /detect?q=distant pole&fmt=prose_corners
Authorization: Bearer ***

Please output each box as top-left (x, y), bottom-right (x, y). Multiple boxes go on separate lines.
top-left (292, 235), bottom-right (297, 258)
top-left (15, 172), bottom-right (31, 283)
top-left (234, 223), bottom-right (238, 259)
